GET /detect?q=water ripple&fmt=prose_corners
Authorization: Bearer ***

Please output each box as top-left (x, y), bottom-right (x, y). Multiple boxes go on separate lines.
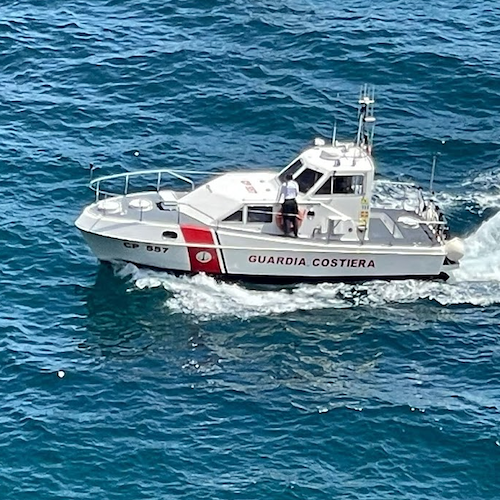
top-left (1, 1), bottom-right (500, 498)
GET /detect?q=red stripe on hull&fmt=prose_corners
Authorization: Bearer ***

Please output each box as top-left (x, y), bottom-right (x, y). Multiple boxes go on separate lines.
top-left (181, 225), bottom-right (222, 274)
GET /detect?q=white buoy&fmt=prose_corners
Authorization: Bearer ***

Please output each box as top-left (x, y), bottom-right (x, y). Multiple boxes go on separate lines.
top-left (134, 151), bottom-right (140, 156)
top-left (57, 370), bottom-right (65, 378)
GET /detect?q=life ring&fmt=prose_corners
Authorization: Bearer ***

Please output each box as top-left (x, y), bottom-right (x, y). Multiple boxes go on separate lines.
top-left (276, 208), bottom-right (305, 232)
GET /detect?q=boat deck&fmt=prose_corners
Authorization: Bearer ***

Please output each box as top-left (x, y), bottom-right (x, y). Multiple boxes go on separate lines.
top-left (87, 189), bottom-right (443, 249)
top-left (366, 208), bottom-right (438, 246)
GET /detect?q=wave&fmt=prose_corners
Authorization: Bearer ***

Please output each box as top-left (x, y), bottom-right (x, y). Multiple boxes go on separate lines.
top-left (374, 171), bottom-right (500, 213)
top-left (452, 209), bottom-right (500, 283)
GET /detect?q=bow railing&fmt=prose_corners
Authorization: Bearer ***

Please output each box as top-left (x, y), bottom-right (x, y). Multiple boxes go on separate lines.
top-left (89, 168), bottom-right (209, 201)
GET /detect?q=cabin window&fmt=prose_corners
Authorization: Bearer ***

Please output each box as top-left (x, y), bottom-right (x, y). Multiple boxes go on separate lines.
top-left (295, 168), bottom-right (323, 193)
top-left (247, 206), bottom-right (273, 223)
top-left (278, 159), bottom-right (303, 183)
top-left (223, 210), bottom-right (243, 222)
top-left (316, 175), bottom-right (364, 195)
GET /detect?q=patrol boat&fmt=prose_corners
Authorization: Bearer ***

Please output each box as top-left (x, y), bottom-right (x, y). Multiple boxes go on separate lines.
top-left (75, 88), bottom-right (464, 283)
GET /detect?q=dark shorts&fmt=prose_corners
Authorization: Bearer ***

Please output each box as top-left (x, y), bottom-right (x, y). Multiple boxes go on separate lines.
top-left (282, 199), bottom-right (298, 218)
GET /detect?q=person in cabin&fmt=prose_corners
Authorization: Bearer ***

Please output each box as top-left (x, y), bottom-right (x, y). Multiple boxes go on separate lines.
top-left (278, 173), bottom-right (299, 237)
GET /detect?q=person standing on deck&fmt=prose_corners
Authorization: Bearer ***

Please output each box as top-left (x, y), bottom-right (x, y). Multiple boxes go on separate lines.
top-left (278, 174), bottom-right (299, 237)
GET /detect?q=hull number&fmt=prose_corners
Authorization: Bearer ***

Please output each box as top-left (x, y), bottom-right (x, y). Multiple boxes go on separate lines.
top-left (146, 245), bottom-right (169, 253)
top-left (123, 242), bottom-right (168, 253)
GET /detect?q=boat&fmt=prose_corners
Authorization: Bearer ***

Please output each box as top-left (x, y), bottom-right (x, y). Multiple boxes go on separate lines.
top-left (75, 87), bottom-right (464, 283)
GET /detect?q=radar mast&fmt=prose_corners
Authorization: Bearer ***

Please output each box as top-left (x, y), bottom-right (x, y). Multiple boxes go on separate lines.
top-left (356, 85), bottom-right (376, 153)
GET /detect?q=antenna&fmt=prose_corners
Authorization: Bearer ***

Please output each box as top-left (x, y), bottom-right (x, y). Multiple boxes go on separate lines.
top-left (330, 91), bottom-right (341, 147)
top-left (429, 140), bottom-right (446, 193)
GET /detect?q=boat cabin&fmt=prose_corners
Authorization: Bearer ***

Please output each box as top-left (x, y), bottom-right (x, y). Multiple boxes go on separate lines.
top-left (176, 141), bottom-right (375, 242)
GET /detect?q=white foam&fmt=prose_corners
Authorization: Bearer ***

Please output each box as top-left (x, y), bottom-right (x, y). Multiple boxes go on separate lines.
top-left (371, 179), bottom-right (422, 211)
top-left (452, 210), bottom-right (500, 282)
top-left (373, 174), bottom-right (500, 212)
top-left (372, 179), bottom-right (459, 214)
top-left (119, 252), bottom-right (500, 321)
top-left (130, 269), bottom-right (349, 320)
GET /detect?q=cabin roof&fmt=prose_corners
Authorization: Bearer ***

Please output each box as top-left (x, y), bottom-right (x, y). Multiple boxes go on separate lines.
top-left (298, 144), bottom-right (374, 174)
top-left (180, 144), bottom-right (375, 221)
top-left (181, 171), bottom-right (278, 221)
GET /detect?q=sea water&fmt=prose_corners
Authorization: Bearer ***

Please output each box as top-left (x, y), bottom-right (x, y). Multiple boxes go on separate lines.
top-left (1, 1), bottom-right (499, 499)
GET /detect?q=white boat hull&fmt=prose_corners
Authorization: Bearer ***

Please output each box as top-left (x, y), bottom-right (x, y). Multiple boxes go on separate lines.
top-left (79, 226), bottom-right (449, 283)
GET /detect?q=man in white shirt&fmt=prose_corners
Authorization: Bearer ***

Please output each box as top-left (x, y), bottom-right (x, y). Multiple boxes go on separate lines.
top-left (278, 174), bottom-right (300, 237)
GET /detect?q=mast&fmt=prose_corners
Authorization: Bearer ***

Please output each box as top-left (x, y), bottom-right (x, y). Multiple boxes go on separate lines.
top-left (429, 153), bottom-right (438, 193)
top-left (356, 85), bottom-right (376, 153)
top-left (332, 119), bottom-right (337, 146)
top-left (429, 141), bottom-right (445, 193)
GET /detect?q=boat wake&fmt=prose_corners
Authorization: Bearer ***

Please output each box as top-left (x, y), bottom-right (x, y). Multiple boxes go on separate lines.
top-left (374, 170), bottom-right (500, 213)
top-left (115, 204), bottom-right (500, 321)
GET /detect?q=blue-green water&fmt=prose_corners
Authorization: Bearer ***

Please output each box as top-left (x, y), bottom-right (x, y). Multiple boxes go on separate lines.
top-left (1, 1), bottom-right (499, 498)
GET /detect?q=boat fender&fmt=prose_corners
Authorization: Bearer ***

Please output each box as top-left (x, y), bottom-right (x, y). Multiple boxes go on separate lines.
top-left (275, 208), bottom-right (305, 231)
top-left (444, 237), bottom-right (464, 262)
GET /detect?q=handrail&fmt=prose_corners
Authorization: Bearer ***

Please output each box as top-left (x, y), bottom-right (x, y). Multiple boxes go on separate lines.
top-left (90, 168), bottom-right (205, 200)
top-left (381, 185), bottom-right (447, 243)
